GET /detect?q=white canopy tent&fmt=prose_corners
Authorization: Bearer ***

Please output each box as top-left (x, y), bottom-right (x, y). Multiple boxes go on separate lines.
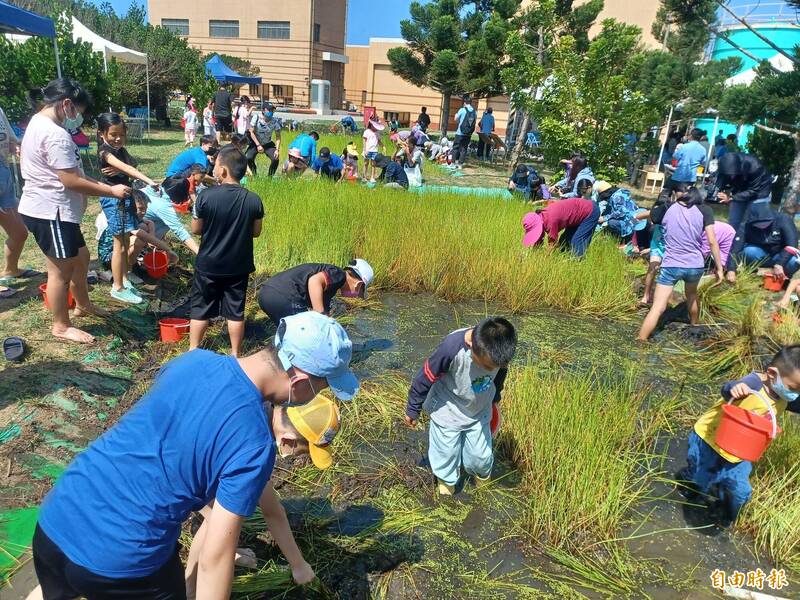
top-left (5, 15), bottom-right (151, 132)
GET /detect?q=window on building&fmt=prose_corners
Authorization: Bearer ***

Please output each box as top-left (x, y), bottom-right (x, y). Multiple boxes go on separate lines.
top-left (313, 23), bottom-right (321, 43)
top-left (161, 18), bottom-right (189, 36)
top-left (384, 111), bottom-right (412, 127)
top-left (209, 20), bottom-right (239, 38)
top-left (272, 85), bottom-right (294, 105)
top-left (258, 21), bottom-right (290, 40)
top-left (361, 91), bottom-right (367, 105)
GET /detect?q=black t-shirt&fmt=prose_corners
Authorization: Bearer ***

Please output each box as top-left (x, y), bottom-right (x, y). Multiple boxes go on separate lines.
top-left (213, 90), bottom-right (233, 117)
top-left (194, 184), bottom-right (264, 276)
top-left (98, 142), bottom-right (135, 186)
top-left (262, 263), bottom-right (347, 314)
top-left (384, 162), bottom-right (409, 189)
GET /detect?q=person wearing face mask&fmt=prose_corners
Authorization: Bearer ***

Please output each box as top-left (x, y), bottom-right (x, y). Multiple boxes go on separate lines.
top-left (258, 259), bottom-right (375, 326)
top-left (165, 135), bottom-right (220, 178)
top-left (676, 345), bottom-right (800, 528)
top-left (17, 78), bottom-right (130, 344)
top-left (245, 103), bottom-right (282, 177)
top-left (25, 311), bottom-right (355, 600)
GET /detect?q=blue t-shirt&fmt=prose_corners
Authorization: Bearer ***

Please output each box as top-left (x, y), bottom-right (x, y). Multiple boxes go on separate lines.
top-left (288, 134), bottom-right (317, 161)
top-left (38, 350), bottom-right (274, 578)
top-left (311, 154), bottom-right (344, 174)
top-left (672, 141), bottom-right (707, 183)
top-left (480, 113), bottom-right (494, 134)
top-left (166, 146), bottom-right (208, 177)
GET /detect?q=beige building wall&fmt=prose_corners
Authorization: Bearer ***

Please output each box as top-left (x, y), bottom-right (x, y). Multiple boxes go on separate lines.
top-left (147, 0), bottom-right (348, 108)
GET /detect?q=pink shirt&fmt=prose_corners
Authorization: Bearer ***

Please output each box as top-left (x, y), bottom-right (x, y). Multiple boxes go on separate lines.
top-left (701, 221), bottom-right (736, 266)
top-left (18, 113), bottom-right (86, 223)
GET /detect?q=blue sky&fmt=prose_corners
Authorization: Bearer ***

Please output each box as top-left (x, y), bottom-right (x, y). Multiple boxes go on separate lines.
top-left (87, 0), bottom-right (410, 44)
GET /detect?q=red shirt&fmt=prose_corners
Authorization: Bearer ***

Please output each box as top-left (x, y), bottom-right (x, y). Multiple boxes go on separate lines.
top-left (542, 198), bottom-right (594, 241)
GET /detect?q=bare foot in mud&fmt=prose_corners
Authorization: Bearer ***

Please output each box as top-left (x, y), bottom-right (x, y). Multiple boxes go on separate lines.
top-left (73, 303), bottom-right (110, 318)
top-left (53, 326), bottom-right (95, 344)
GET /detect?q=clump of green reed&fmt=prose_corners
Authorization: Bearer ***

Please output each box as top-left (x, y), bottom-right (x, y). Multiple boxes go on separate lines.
top-left (739, 415), bottom-right (800, 573)
top-left (496, 361), bottom-right (671, 550)
top-left (250, 178), bottom-right (636, 317)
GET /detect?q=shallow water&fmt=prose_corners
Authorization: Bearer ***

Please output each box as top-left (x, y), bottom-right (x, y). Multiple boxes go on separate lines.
top-left (344, 291), bottom-right (797, 599)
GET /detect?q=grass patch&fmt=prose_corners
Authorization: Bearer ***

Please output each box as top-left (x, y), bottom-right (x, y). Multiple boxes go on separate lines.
top-left (251, 178), bottom-right (636, 317)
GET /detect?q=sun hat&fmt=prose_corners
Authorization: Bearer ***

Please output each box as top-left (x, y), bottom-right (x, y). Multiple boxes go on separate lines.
top-left (347, 259), bottom-right (375, 298)
top-left (346, 142), bottom-right (359, 158)
top-left (286, 395), bottom-right (340, 469)
top-left (287, 148), bottom-right (305, 162)
top-left (522, 211), bottom-right (545, 247)
top-left (275, 311), bottom-right (358, 401)
top-left (593, 180), bottom-right (612, 194)
top-left (369, 119), bottom-right (385, 131)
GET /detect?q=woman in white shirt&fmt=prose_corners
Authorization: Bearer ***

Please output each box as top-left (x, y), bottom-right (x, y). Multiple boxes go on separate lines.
top-left (18, 78), bottom-right (130, 344)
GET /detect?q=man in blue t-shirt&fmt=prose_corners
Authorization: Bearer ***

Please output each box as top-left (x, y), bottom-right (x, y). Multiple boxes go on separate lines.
top-left (165, 135), bottom-right (219, 177)
top-left (288, 131), bottom-right (319, 163)
top-left (477, 107), bottom-right (495, 161)
top-left (29, 311), bottom-right (358, 599)
top-left (310, 147), bottom-right (344, 181)
top-left (451, 95), bottom-right (476, 169)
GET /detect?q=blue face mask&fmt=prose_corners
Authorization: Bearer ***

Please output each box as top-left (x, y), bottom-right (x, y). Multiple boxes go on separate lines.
top-left (62, 102), bottom-right (83, 130)
top-left (265, 111), bottom-right (274, 119)
top-left (772, 372), bottom-right (799, 403)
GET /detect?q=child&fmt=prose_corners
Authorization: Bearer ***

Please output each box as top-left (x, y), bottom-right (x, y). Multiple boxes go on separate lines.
top-left (187, 163), bottom-right (208, 202)
top-left (189, 146), bottom-right (264, 357)
top-left (283, 148), bottom-right (308, 177)
top-left (343, 143), bottom-right (359, 180)
top-left (677, 345), bottom-right (800, 526)
top-left (257, 259), bottom-right (374, 326)
top-left (521, 197), bottom-right (601, 257)
top-left (405, 317), bottom-right (517, 495)
top-left (638, 188), bottom-right (723, 340)
top-left (202, 99), bottom-right (215, 137)
top-left (137, 176), bottom-right (200, 258)
top-left (183, 107), bottom-right (198, 147)
top-left (96, 112), bottom-right (158, 304)
top-left (362, 119), bottom-right (385, 183)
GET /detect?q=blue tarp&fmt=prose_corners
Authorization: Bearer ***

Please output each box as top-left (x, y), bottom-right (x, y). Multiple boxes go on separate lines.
top-left (0, 1), bottom-right (55, 38)
top-left (204, 54), bottom-right (261, 85)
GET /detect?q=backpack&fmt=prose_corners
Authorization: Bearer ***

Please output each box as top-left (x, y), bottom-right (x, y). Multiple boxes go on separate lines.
top-left (459, 108), bottom-right (477, 136)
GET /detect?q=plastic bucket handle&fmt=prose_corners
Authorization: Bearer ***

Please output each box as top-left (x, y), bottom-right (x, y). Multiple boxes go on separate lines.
top-left (729, 390), bottom-right (778, 440)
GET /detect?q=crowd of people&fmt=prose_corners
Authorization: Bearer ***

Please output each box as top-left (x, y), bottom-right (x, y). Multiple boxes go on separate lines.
top-left (1, 76), bottom-right (799, 599)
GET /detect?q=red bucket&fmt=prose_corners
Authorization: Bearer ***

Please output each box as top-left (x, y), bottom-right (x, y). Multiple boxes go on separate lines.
top-left (159, 317), bottom-right (190, 343)
top-left (39, 283), bottom-right (76, 310)
top-left (172, 201), bottom-right (190, 214)
top-left (143, 250), bottom-right (169, 279)
top-left (763, 274), bottom-right (785, 292)
top-left (716, 402), bottom-right (781, 462)
top-left (490, 403), bottom-right (501, 437)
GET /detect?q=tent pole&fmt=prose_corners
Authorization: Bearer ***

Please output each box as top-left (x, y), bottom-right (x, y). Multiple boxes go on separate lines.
top-left (656, 105), bottom-right (674, 174)
top-left (145, 58), bottom-right (151, 135)
top-left (54, 38), bottom-right (62, 78)
top-left (708, 114), bottom-right (720, 163)
top-left (103, 52), bottom-right (111, 112)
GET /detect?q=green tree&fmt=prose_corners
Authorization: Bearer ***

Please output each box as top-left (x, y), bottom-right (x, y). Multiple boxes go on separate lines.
top-left (387, 0), bottom-right (521, 134)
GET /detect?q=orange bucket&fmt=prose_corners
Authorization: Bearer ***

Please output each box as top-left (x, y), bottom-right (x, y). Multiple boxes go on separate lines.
top-left (143, 250), bottom-right (169, 279)
top-left (172, 201), bottom-right (190, 214)
top-left (763, 274), bottom-right (785, 292)
top-left (159, 317), bottom-right (190, 343)
top-left (490, 403), bottom-right (501, 437)
top-left (39, 283), bottom-right (76, 309)
top-left (715, 398), bottom-right (781, 462)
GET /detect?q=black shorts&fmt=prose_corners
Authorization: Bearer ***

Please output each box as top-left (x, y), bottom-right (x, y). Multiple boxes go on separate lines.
top-left (214, 115), bottom-right (233, 133)
top-left (32, 524), bottom-right (186, 600)
top-left (257, 285), bottom-right (308, 326)
top-left (22, 213), bottom-right (86, 259)
top-left (191, 272), bottom-right (249, 321)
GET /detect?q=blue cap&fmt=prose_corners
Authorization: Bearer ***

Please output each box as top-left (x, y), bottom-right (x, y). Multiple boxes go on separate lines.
top-left (274, 311), bottom-right (359, 401)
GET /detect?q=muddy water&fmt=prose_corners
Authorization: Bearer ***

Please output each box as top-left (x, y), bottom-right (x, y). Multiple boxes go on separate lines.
top-left (344, 292), bottom-right (796, 599)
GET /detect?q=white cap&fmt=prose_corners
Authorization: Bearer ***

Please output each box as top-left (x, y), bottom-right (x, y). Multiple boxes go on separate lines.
top-left (349, 259), bottom-right (374, 298)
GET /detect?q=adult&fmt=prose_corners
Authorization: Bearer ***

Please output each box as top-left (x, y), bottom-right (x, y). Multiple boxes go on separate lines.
top-left (593, 181), bottom-right (647, 242)
top-left (28, 311), bottom-right (358, 599)
top-left (202, 100), bottom-right (216, 138)
top-left (714, 136), bottom-right (728, 159)
top-left (726, 133), bottom-right (740, 154)
top-left (451, 95), bottom-right (477, 170)
top-left (476, 107), bottom-right (495, 161)
top-left (288, 131), bottom-right (319, 164)
top-left (726, 202), bottom-right (799, 284)
top-left (18, 79), bottom-right (130, 344)
top-left (659, 128), bottom-right (706, 204)
top-left (508, 164), bottom-right (548, 201)
top-left (376, 153), bottom-right (409, 190)
top-left (698, 131), bottom-right (710, 156)
top-left (258, 259), bottom-right (374, 326)
top-left (400, 138), bottom-right (424, 188)
top-left (340, 115), bottom-right (357, 134)
top-left (552, 155), bottom-right (595, 199)
top-left (212, 84), bottom-right (233, 143)
top-left (0, 104), bottom-right (34, 294)
top-left (715, 152), bottom-right (773, 231)
top-left (310, 147), bottom-right (344, 181)
top-left (521, 198), bottom-right (601, 257)
top-left (166, 135), bottom-right (219, 178)
top-left (246, 104), bottom-right (282, 178)
top-left (283, 148), bottom-right (308, 177)
top-left (236, 96), bottom-right (253, 136)
top-left (417, 106), bottom-right (431, 133)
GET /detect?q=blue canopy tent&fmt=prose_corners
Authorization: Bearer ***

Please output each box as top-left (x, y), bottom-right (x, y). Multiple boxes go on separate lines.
top-left (0, 1), bottom-right (61, 77)
top-left (205, 54), bottom-right (261, 85)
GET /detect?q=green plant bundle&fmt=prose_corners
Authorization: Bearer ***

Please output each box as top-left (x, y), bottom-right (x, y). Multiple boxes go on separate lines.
top-left (497, 362), bottom-right (667, 549)
top-left (250, 179), bottom-right (635, 316)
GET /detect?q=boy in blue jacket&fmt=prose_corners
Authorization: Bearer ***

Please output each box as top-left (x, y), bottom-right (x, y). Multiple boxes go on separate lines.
top-left (405, 317), bottom-right (517, 495)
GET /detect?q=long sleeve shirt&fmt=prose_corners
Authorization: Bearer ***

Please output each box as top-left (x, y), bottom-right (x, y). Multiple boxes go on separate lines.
top-left (406, 328), bottom-right (508, 430)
